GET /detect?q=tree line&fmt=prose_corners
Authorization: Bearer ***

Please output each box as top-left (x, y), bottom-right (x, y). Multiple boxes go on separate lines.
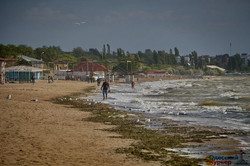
top-left (0, 44), bottom-right (249, 74)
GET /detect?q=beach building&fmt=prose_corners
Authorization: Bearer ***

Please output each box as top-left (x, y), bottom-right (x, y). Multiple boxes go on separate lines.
top-left (213, 54), bottom-right (229, 69)
top-left (241, 53), bottom-right (250, 66)
top-left (54, 60), bottom-right (69, 71)
top-left (52, 60), bottom-right (71, 80)
top-left (206, 65), bottom-right (226, 72)
top-left (184, 55), bottom-right (191, 64)
top-left (67, 59), bottom-right (109, 81)
top-left (18, 55), bottom-right (44, 68)
top-left (5, 65), bottom-right (43, 83)
top-left (146, 71), bottom-right (168, 78)
top-left (199, 55), bottom-right (211, 63)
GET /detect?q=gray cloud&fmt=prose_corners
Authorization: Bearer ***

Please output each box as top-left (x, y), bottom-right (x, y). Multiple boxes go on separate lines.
top-left (0, 0), bottom-right (249, 55)
top-left (24, 7), bottom-right (79, 24)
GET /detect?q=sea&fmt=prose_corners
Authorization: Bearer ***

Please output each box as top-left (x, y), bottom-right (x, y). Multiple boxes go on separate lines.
top-left (87, 76), bottom-right (250, 164)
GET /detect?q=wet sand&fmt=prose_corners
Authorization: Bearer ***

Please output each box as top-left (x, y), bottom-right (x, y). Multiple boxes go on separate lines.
top-left (0, 80), bottom-right (160, 166)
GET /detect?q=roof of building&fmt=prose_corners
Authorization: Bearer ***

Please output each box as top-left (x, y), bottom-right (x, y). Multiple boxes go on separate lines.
top-left (0, 58), bottom-right (16, 62)
top-left (5, 66), bottom-right (43, 72)
top-left (200, 55), bottom-right (210, 58)
top-left (147, 71), bottom-right (167, 74)
top-left (54, 60), bottom-right (70, 64)
top-left (206, 65), bottom-right (226, 71)
top-left (73, 60), bottom-right (109, 72)
top-left (18, 55), bottom-right (43, 63)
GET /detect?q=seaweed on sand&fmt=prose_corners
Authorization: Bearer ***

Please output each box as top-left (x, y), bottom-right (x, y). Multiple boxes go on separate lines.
top-left (53, 88), bottom-right (208, 165)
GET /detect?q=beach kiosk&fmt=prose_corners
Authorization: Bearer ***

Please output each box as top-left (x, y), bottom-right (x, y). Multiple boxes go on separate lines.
top-left (5, 65), bottom-right (43, 83)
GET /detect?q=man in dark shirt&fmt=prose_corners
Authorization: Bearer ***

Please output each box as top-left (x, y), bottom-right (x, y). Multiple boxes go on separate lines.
top-left (101, 79), bottom-right (110, 100)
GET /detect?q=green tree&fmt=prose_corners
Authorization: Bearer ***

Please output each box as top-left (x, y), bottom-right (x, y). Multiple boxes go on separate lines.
top-left (17, 45), bottom-right (34, 57)
top-left (169, 49), bottom-right (173, 55)
top-left (193, 51), bottom-right (198, 69)
top-left (72, 47), bottom-right (84, 58)
top-left (34, 47), bottom-right (46, 60)
top-left (189, 51), bottom-right (198, 68)
top-left (112, 59), bottom-right (129, 74)
top-left (174, 47), bottom-right (180, 57)
top-left (153, 50), bottom-right (159, 64)
top-left (107, 44), bottom-right (111, 56)
top-left (34, 46), bottom-right (62, 62)
top-left (57, 53), bottom-right (78, 63)
top-left (228, 54), bottom-right (242, 71)
top-left (102, 44), bottom-right (106, 59)
top-left (158, 51), bottom-right (166, 64)
top-left (0, 44), bottom-right (35, 58)
top-left (126, 51), bottom-right (131, 58)
top-left (117, 48), bottom-right (125, 57)
top-left (197, 57), bottom-right (203, 69)
top-left (0, 44), bottom-right (15, 58)
top-left (15, 58), bottom-right (32, 66)
top-left (169, 53), bottom-right (177, 65)
top-left (143, 49), bottom-right (154, 65)
top-left (180, 56), bottom-right (185, 66)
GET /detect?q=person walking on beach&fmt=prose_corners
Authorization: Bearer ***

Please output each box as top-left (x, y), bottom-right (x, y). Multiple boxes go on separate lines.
top-left (131, 80), bottom-right (135, 89)
top-left (48, 76), bottom-right (51, 83)
top-left (51, 75), bottom-right (54, 83)
top-left (97, 78), bottom-right (101, 86)
top-left (101, 79), bottom-right (110, 100)
top-left (31, 74), bottom-right (35, 84)
top-left (48, 75), bottom-right (54, 83)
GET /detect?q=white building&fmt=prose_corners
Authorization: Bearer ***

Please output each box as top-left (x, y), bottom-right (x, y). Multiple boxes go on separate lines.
top-left (241, 53), bottom-right (250, 66)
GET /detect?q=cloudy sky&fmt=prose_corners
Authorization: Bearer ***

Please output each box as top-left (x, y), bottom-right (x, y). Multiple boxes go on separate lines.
top-left (0, 0), bottom-right (249, 56)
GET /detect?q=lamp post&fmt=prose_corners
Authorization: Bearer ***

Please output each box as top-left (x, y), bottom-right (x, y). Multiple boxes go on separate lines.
top-left (126, 61), bottom-right (131, 83)
top-left (126, 61), bottom-right (131, 74)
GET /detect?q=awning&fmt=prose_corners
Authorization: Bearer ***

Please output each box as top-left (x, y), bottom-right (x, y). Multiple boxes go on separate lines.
top-left (5, 66), bottom-right (43, 72)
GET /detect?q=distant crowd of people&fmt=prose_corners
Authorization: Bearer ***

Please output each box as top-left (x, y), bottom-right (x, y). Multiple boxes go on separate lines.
top-left (30, 73), bottom-right (137, 101)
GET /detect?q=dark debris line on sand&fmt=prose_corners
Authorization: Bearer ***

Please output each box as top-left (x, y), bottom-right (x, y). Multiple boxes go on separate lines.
top-left (53, 89), bottom-right (246, 166)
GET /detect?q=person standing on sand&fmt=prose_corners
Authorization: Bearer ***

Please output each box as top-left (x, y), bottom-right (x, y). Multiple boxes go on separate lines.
top-left (101, 79), bottom-right (110, 100)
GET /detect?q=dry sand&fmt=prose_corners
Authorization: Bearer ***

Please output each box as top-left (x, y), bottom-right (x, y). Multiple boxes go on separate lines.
top-left (0, 80), bottom-right (160, 166)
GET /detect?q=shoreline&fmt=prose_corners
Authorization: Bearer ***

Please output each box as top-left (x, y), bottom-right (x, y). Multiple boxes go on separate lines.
top-left (56, 93), bottom-right (247, 165)
top-left (91, 76), bottom-right (250, 164)
top-left (55, 77), bottom-right (250, 165)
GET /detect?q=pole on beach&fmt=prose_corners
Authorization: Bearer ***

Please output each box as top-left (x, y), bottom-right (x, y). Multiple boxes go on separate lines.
top-left (230, 42), bottom-right (232, 57)
top-left (0, 61), bottom-right (6, 84)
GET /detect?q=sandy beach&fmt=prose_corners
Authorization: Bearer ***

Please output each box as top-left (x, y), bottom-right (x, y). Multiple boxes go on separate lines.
top-left (1, 77), bottom-right (249, 166)
top-left (0, 80), bottom-right (160, 166)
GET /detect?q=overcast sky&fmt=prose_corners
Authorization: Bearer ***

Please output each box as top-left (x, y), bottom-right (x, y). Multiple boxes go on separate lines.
top-left (0, 0), bottom-right (249, 56)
